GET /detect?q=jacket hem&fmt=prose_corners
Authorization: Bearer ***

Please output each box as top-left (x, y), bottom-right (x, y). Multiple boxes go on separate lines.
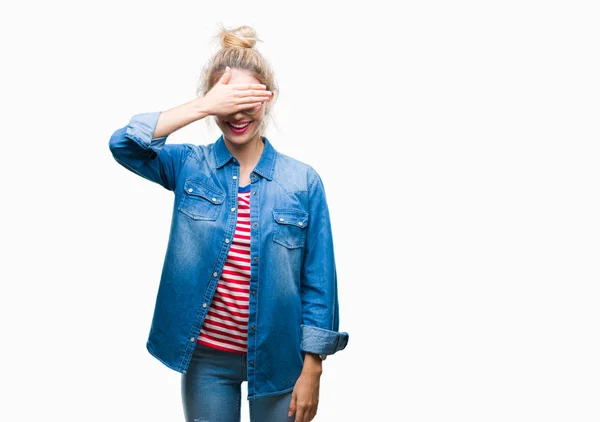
top-left (146, 341), bottom-right (185, 374)
top-left (247, 384), bottom-right (295, 401)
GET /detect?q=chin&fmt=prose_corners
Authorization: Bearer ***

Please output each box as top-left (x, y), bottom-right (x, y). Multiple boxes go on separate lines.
top-left (223, 130), bottom-right (259, 144)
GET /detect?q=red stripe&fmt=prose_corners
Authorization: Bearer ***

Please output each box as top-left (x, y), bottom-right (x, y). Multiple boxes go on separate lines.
top-left (213, 296), bottom-right (249, 312)
top-left (206, 310), bottom-right (246, 327)
top-left (227, 255), bottom-right (250, 264)
top-left (218, 283), bottom-right (249, 294)
top-left (234, 232), bottom-right (251, 241)
top-left (204, 317), bottom-right (247, 334)
top-left (221, 269), bottom-right (251, 280)
top-left (223, 261), bottom-right (251, 272)
top-left (199, 331), bottom-right (247, 348)
top-left (215, 287), bottom-right (249, 298)
top-left (202, 324), bottom-right (247, 341)
top-left (229, 246), bottom-right (250, 255)
top-left (197, 339), bottom-right (246, 354)
top-left (211, 302), bottom-right (249, 318)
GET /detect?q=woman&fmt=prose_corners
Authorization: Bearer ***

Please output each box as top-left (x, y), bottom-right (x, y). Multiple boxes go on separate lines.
top-left (108, 25), bottom-right (349, 422)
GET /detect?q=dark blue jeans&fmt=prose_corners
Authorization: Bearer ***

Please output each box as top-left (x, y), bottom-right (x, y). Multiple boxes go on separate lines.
top-left (181, 342), bottom-right (295, 421)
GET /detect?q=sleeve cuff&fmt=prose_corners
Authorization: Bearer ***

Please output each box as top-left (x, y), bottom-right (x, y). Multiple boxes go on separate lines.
top-left (300, 324), bottom-right (349, 356)
top-left (124, 111), bottom-right (168, 154)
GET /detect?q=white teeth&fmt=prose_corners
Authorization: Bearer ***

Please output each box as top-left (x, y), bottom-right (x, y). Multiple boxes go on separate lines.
top-left (229, 122), bottom-right (251, 129)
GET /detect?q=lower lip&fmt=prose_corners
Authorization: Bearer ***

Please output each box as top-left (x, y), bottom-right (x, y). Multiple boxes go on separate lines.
top-left (227, 122), bottom-right (251, 134)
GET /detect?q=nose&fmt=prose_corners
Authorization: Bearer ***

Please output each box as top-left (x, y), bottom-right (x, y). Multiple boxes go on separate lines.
top-left (232, 110), bottom-right (250, 121)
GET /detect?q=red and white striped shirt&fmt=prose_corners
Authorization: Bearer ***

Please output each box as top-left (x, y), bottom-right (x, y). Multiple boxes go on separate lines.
top-left (197, 185), bottom-right (251, 353)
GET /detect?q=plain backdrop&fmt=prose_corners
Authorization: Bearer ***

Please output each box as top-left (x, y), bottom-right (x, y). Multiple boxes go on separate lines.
top-left (1, 1), bottom-right (599, 421)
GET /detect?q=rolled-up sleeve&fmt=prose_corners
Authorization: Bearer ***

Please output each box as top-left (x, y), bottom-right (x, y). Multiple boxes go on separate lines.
top-left (108, 111), bottom-right (191, 191)
top-left (299, 167), bottom-right (349, 356)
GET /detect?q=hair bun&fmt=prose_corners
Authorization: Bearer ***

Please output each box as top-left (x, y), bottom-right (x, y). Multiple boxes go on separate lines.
top-left (220, 25), bottom-right (259, 49)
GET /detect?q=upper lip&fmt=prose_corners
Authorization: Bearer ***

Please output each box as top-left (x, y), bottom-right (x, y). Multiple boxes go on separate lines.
top-left (228, 121), bottom-right (251, 124)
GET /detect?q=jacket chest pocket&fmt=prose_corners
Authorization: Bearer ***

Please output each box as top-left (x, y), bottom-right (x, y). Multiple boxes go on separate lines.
top-left (178, 178), bottom-right (225, 221)
top-left (272, 209), bottom-right (309, 249)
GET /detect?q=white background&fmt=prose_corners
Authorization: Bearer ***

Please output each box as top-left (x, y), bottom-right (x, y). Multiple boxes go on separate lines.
top-left (1, 0), bottom-right (599, 421)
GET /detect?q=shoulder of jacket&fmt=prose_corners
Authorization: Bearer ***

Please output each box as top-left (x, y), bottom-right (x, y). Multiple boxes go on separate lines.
top-left (273, 152), bottom-right (317, 191)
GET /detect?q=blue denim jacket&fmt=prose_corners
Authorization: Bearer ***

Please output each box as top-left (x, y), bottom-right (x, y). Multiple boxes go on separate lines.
top-left (108, 111), bottom-right (349, 400)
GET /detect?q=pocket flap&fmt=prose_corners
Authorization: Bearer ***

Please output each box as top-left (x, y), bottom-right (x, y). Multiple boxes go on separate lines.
top-left (183, 178), bottom-right (225, 204)
top-left (272, 209), bottom-right (309, 228)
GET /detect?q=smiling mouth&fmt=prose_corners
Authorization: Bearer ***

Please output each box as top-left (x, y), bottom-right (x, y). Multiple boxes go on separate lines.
top-left (227, 121), bottom-right (251, 129)
top-left (226, 120), bottom-right (252, 134)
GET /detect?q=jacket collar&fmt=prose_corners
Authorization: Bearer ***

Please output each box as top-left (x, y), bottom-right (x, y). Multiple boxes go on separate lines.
top-left (214, 134), bottom-right (276, 181)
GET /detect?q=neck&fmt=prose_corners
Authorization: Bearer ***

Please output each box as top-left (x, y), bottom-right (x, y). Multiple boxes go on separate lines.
top-left (223, 134), bottom-right (265, 168)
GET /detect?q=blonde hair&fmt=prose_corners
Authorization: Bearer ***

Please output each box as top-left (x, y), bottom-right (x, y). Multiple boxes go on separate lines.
top-left (197, 25), bottom-right (279, 135)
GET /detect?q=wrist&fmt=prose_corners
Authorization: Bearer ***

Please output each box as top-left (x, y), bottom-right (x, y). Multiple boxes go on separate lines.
top-left (191, 97), bottom-right (211, 120)
top-left (302, 353), bottom-right (323, 374)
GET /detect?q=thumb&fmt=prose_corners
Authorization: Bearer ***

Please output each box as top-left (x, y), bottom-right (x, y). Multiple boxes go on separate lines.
top-left (288, 391), bottom-right (296, 417)
top-left (218, 66), bottom-right (231, 84)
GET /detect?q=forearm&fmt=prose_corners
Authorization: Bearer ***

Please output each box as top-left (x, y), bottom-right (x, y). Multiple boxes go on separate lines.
top-left (152, 97), bottom-right (210, 139)
top-left (302, 353), bottom-right (323, 375)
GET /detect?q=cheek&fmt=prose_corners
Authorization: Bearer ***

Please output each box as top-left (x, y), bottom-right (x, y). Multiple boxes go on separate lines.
top-left (253, 104), bottom-right (266, 119)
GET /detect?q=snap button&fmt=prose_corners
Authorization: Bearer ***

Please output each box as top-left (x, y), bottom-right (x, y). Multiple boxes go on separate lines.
top-left (279, 217), bottom-right (284, 222)
top-left (187, 188), bottom-right (193, 193)
top-left (298, 222), bottom-right (303, 226)
top-left (212, 197), bottom-right (217, 202)
top-left (251, 291), bottom-right (256, 296)
top-left (202, 303), bottom-right (207, 308)
top-left (213, 272), bottom-right (218, 277)
top-left (253, 257), bottom-right (258, 262)
top-left (231, 207), bottom-right (236, 212)
top-left (190, 337), bottom-right (195, 342)
top-left (225, 238), bottom-right (230, 243)
top-left (233, 175), bottom-right (238, 180)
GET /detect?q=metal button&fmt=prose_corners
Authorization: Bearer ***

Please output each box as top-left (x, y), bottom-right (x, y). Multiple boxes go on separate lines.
top-left (253, 191), bottom-right (257, 195)
top-left (213, 272), bottom-right (218, 277)
top-left (202, 303), bottom-right (207, 308)
top-left (233, 175), bottom-right (238, 180)
top-left (190, 337), bottom-right (195, 342)
top-left (279, 217), bottom-right (284, 222)
top-left (253, 222), bottom-right (258, 228)
top-left (231, 207), bottom-right (236, 212)
top-left (298, 222), bottom-right (303, 226)
top-left (250, 361), bottom-right (254, 366)
top-left (188, 188), bottom-right (193, 193)
top-left (212, 197), bottom-right (217, 202)
top-left (251, 291), bottom-right (256, 296)
top-left (225, 238), bottom-right (230, 243)
top-left (253, 257), bottom-right (258, 262)
top-left (251, 325), bottom-right (256, 330)
top-left (251, 173), bottom-right (256, 177)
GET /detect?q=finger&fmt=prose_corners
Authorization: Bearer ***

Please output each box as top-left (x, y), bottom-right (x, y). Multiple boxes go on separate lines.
top-left (233, 89), bottom-right (273, 98)
top-left (218, 66), bottom-right (231, 84)
top-left (294, 406), bottom-right (305, 422)
top-left (236, 102), bottom-right (263, 111)
top-left (236, 96), bottom-right (273, 104)
top-left (236, 89), bottom-right (272, 97)
top-left (288, 392), bottom-right (296, 418)
top-left (303, 407), bottom-right (312, 422)
top-left (233, 83), bottom-right (267, 90)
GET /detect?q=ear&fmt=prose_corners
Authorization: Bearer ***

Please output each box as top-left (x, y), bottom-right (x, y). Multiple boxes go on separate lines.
top-left (264, 95), bottom-right (274, 112)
